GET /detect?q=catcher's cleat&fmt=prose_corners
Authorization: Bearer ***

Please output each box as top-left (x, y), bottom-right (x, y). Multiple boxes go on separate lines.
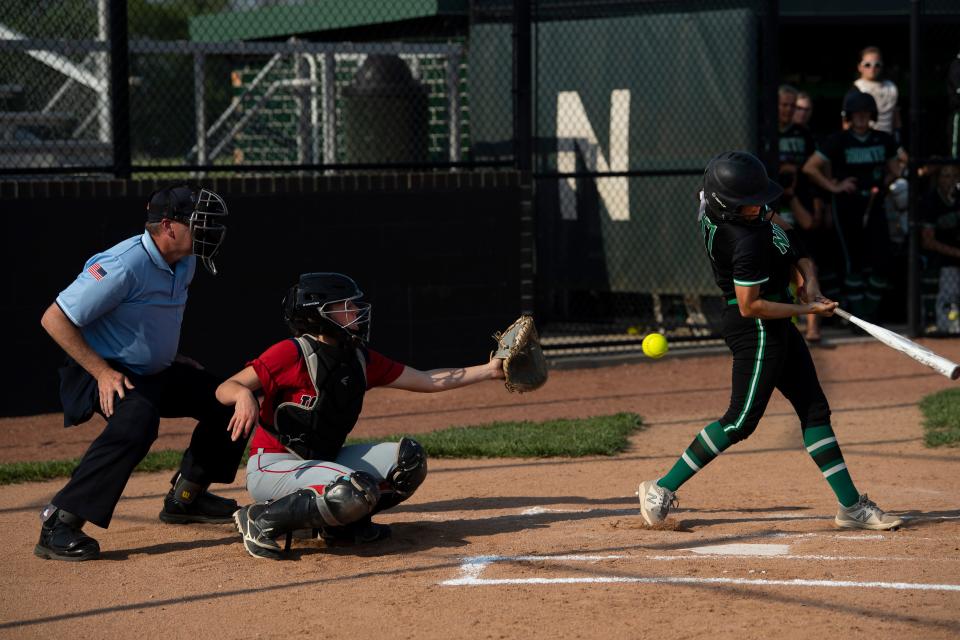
top-left (233, 505), bottom-right (283, 560)
top-left (34, 507), bottom-right (100, 562)
top-left (835, 494), bottom-right (903, 531)
top-left (160, 474), bottom-right (238, 524)
top-left (637, 480), bottom-right (678, 526)
top-left (320, 516), bottom-right (392, 546)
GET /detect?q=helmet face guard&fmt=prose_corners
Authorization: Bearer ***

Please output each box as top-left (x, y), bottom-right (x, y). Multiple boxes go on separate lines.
top-left (188, 189), bottom-right (228, 276)
top-left (317, 297), bottom-right (372, 343)
top-left (282, 273), bottom-right (372, 343)
top-left (147, 185), bottom-right (228, 275)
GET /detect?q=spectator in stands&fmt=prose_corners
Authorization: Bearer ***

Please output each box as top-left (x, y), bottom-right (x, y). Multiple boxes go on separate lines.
top-left (921, 164), bottom-right (960, 333)
top-left (793, 91), bottom-right (814, 128)
top-left (777, 85), bottom-right (833, 343)
top-left (852, 46), bottom-right (901, 139)
top-left (948, 51), bottom-right (960, 158)
top-left (777, 85), bottom-right (817, 231)
top-left (803, 91), bottom-right (901, 324)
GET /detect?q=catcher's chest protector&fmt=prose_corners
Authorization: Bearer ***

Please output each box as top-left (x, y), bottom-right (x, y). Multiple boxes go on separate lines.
top-left (270, 336), bottom-right (367, 460)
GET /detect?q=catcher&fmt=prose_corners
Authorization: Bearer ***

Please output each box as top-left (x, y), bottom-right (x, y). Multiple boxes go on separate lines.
top-left (216, 272), bottom-right (546, 559)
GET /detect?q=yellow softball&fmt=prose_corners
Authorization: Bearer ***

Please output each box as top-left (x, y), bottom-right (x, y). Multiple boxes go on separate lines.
top-left (642, 332), bottom-right (669, 359)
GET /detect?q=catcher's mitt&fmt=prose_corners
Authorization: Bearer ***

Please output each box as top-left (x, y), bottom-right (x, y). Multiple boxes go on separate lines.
top-left (493, 315), bottom-right (548, 393)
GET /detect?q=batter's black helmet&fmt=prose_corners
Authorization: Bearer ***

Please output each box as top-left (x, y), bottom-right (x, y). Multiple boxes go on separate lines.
top-left (702, 151), bottom-right (783, 221)
top-left (841, 90), bottom-right (879, 122)
top-left (281, 272), bottom-right (372, 342)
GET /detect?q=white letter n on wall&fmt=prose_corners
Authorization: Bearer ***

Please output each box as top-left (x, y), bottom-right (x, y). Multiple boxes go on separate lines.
top-left (556, 89), bottom-right (630, 221)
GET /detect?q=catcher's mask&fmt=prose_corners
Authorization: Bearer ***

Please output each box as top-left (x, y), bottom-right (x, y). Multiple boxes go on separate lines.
top-left (282, 272), bottom-right (372, 343)
top-left (147, 185), bottom-right (228, 275)
top-left (701, 151), bottom-right (782, 225)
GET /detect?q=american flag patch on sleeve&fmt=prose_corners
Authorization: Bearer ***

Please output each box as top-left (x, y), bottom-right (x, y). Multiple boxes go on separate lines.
top-left (87, 263), bottom-right (108, 280)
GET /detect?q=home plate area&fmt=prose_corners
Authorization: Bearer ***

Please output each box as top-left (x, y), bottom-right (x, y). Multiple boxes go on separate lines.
top-left (441, 536), bottom-right (960, 593)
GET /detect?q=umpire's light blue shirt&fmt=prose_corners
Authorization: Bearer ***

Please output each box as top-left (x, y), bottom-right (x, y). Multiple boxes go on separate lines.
top-left (56, 231), bottom-right (196, 375)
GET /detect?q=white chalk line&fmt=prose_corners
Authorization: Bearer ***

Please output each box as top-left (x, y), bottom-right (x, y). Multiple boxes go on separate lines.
top-left (423, 505), bottom-right (960, 526)
top-left (516, 507), bottom-right (960, 523)
top-left (646, 554), bottom-right (942, 561)
top-left (441, 555), bottom-right (960, 592)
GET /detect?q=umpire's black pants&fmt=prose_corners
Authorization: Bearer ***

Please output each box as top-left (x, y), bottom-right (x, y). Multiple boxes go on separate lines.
top-left (52, 360), bottom-right (245, 529)
top-left (719, 307), bottom-right (832, 444)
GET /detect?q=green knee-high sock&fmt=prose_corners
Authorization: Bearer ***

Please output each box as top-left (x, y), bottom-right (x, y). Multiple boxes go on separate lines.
top-left (657, 421), bottom-right (732, 492)
top-left (803, 424), bottom-right (860, 507)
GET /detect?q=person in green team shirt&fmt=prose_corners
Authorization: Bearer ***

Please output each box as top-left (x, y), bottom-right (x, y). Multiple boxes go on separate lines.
top-left (637, 151), bottom-right (903, 531)
top-left (803, 91), bottom-right (901, 323)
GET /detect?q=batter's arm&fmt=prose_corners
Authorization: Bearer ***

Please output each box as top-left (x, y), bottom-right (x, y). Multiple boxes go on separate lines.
top-left (735, 282), bottom-right (835, 320)
top-left (386, 356), bottom-right (504, 393)
top-left (793, 257), bottom-right (824, 302)
top-left (41, 302), bottom-right (133, 418)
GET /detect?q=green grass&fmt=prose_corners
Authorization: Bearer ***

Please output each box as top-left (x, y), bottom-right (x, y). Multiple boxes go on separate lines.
top-left (0, 449), bottom-right (198, 486)
top-left (919, 389), bottom-right (960, 447)
top-left (351, 412), bottom-right (644, 458)
top-left (0, 413), bottom-right (643, 485)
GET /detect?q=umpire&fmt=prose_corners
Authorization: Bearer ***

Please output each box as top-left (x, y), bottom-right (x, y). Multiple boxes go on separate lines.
top-left (35, 185), bottom-right (247, 561)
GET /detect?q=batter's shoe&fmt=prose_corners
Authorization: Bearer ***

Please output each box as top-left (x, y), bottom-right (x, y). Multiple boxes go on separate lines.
top-left (637, 480), bottom-right (678, 526)
top-left (320, 516), bottom-right (392, 545)
top-left (159, 474), bottom-right (238, 524)
top-left (835, 494), bottom-right (903, 531)
top-left (34, 506), bottom-right (100, 562)
top-left (233, 505), bottom-right (283, 560)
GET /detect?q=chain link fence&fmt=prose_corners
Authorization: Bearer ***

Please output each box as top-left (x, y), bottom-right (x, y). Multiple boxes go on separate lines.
top-left (528, 0), bottom-right (772, 355)
top-left (915, 0), bottom-right (960, 336)
top-left (0, 0), bottom-right (493, 174)
top-left (3, 0), bottom-right (959, 353)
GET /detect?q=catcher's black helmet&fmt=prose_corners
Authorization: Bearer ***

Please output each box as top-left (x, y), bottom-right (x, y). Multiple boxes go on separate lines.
top-left (281, 272), bottom-right (372, 342)
top-left (841, 90), bottom-right (879, 122)
top-left (702, 151), bottom-right (783, 222)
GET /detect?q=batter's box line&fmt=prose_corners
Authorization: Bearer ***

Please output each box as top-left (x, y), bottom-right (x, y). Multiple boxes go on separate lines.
top-left (441, 555), bottom-right (960, 593)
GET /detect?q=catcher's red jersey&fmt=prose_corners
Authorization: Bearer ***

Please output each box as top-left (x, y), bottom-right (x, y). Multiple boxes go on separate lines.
top-left (248, 338), bottom-right (404, 455)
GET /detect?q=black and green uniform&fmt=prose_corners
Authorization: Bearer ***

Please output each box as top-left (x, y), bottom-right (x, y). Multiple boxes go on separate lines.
top-left (818, 129), bottom-right (898, 320)
top-left (653, 202), bottom-right (862, 508)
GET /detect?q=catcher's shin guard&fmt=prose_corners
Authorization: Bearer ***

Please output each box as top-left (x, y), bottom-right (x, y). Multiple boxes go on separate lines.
top-left (235, 472), bottom-right (380, 559)
top-left (376, 437), bottom-right (428, 512)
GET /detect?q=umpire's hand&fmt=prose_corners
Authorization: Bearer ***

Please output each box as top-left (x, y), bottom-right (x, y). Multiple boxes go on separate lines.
top-left (97, 368), bottom-right (135, 417)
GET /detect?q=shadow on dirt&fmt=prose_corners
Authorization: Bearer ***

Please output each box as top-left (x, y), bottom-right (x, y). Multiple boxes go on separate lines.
top-left (98, 535), bottom-right (240, 560)
top-left (0, 558), bottom-right (466, 631)
top-left (898, 508), bottom-right (960, 528)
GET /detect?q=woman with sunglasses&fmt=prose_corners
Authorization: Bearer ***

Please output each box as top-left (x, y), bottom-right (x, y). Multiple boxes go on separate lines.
top-left (853, 46), bottom-right (901, 139)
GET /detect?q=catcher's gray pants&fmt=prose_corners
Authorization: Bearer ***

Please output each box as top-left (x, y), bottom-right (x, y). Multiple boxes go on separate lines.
top-left (936, 266), bottom-right (960, 333)
top-left (246, 442), bottom-right (402, 502)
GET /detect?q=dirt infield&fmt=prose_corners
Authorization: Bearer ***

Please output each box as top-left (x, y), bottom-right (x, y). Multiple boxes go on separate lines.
top-left (2, 339), bottom-right (960, 639)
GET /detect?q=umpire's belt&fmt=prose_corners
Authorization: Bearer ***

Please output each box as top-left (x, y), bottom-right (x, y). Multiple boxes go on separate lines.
top-left (725, 291), bottom-right (790, 305)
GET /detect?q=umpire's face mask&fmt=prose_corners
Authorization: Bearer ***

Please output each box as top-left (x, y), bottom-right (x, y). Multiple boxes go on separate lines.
top-left (189, 189), bottom-right (228, 276)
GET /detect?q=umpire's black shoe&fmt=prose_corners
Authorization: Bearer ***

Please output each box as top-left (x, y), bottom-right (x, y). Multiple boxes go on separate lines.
top-left (320, 516), bottom-right (392, 546)
top-left (34, 507), bottom-right (100, 562)
top-left (160, 488), bottom-right (238, 524)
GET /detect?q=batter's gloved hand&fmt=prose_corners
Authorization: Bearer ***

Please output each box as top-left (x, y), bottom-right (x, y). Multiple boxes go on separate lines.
top-left (492, 315), bottom-right (548, 393)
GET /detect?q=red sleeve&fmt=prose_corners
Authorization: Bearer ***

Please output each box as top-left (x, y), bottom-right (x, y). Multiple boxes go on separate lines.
top-left (248, 339), bottom-right (302, 403)
top-left (364, 348), bottom-right (405, 389)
